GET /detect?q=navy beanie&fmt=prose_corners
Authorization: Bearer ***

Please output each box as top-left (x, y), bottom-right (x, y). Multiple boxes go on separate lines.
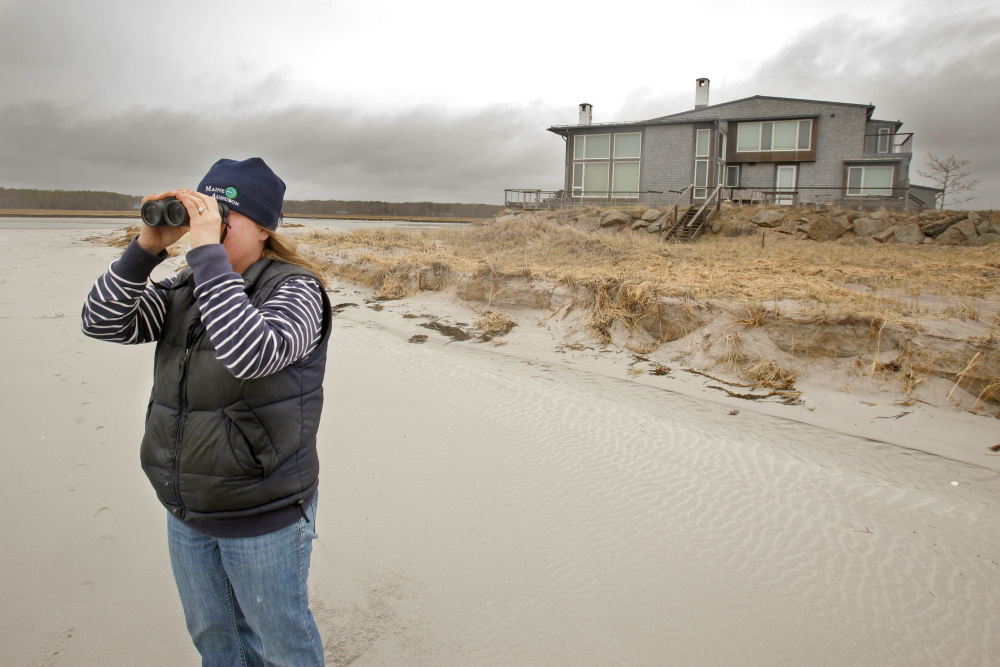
top-left (197, 157), bottom-right (286, 230)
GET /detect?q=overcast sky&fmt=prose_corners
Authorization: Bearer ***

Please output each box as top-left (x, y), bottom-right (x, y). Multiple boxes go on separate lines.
top-left (1, 0), bottom-right (997, 206)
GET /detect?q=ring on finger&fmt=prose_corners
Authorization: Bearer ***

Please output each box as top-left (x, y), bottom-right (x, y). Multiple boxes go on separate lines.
top-left (197, 206), bottom-right (207, 213)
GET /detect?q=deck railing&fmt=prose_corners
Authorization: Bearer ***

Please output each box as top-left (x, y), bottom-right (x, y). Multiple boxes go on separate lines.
top-left (863, 133), bottom-right (913, 155)
top-left (507, 180), bottom-right (932, 212)
top-left (504, 189), bottom-right (679, 208)
top-left (719, 183), bottom-right (928, 210)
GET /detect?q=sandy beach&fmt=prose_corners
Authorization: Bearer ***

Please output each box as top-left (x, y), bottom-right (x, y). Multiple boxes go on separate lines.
top-left (2, 221), bottom-right (999, 666)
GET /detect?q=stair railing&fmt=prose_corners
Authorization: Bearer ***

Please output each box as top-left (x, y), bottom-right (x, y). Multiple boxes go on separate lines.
top-left (658, 184), bottom-right (694, 241)
top-left (689, 184), bottom-right (724, 241)
top-left (666, 184), bottom-right (723, 242)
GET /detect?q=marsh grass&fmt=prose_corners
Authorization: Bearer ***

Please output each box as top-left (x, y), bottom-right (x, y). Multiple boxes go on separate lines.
top-left (290, 212), bottom-right (1000, 403)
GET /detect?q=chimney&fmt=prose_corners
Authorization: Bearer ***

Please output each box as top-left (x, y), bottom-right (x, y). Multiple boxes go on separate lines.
top-left (695, 78), bottom-right (710, 109)
top-left (578, 103), bottom-right (593, 125)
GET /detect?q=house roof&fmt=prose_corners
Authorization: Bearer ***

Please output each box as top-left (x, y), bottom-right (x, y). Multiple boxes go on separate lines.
top-left (548, 95), bottom-right (879, 136)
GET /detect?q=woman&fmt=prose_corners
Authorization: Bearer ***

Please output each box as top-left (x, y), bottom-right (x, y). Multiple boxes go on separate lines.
top-left (82, 158), bottom-right (330, 666)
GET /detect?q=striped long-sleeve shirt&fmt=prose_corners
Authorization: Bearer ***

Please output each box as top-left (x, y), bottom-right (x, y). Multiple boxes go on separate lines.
top-left (82, 240), bottom-right (324, 379)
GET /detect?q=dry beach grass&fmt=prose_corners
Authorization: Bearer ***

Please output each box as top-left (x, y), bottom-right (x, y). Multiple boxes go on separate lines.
top-left (291, 210), bottom-right (1000, 408)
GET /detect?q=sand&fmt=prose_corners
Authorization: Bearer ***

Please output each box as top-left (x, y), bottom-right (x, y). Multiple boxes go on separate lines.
top-left (2, 223), bottom-right (999, 666)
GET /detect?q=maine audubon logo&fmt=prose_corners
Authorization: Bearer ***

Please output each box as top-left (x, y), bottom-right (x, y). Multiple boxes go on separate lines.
top-left (203, 185), bottom-right (239, 207)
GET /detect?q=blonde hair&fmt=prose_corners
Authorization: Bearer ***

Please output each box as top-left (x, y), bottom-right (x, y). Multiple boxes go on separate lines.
top-left (260, 226), bottom-right (328, 289)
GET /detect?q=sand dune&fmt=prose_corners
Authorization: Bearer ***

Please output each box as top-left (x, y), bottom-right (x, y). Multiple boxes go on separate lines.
top-left (1, 225), bottom-right (998, 666)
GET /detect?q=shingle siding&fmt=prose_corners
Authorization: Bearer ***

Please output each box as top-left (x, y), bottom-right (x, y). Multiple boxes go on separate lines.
top-left (640, 125), bottom-right (692, 194)
top-left (638, 99), bottom-right (880, 197)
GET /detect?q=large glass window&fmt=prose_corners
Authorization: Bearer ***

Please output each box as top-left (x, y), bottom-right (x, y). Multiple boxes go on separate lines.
top-left (572, 131), bottom-right (640, 198)
top-left (573, 134), bottom-right (611, 160)
top-left (612, 162), bottom-right (640, 197)
top-left (725, 165), bottom-right (740, 187)
top-left (572, 162), bottom-right (610, 197)
top-left (798, 120), bottom-right (812, 149)
top-left (847, 166), bottom-right (894, 195)
top-left (694, 159), bottom-right (709, 199)
top-left (695, 129), bottom-right (710, 157)
top-left (614, 133), bottom-right (641, 159)
top-left (877, 128), bottom-right (890, 153)
top-left (737, 119), bottom-right (812, 152)
top-left (737, 122), bottom-right (761, 151)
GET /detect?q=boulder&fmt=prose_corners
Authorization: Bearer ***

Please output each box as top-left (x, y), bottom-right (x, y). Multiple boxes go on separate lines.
top-left (600, 209), bottom-right (632, 227)
top-left (972, 232), bottom-right (1000, 246)
top-left (873, 227), bottom-right (896, 243)
top-left (577, 215), bottom-right (601, 232)
top-left (869, 211), bottom-right (887, 220)
top-left (751, 210), bottom-right (785, 226)
top-left (832, 216), bottom-right (854, 232)
top-left (991, 212), bottom-right (1000, 229)
top-left (976, 220), bottom-right (993, 236)
top-left (631, 219), bottom-right (650, 230)
top-left (641, 208), bottom-right (663, 222)
top-left (854, 217), bottom-right (889, 237)
top-left (806, 218), bottom-right (847, 242)
top-left (893, 223), bottom-right (925, 245)
top-left (920, 215), bottom-right (964, 237)
top-left (936, 226), bottom-right (967, 245)
top-left (646, 221), bottom-right (664, 234)
top-left (922, 237), bottom-right (936, 244)
top-left (966, 211), bottom-right (981, 223)
top-left (954, 219), bottom-right (978, 239)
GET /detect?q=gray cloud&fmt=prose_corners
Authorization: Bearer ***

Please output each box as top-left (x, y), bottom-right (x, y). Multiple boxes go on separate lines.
top-left (3, 0), bottom-right (998, 209)
top-left (0, 102), bottom-right (568, 204)
top-left (615, 4), bottom-right (1000, 208)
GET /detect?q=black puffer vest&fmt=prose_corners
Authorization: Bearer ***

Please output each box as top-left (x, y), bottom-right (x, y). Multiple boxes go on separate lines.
top-left (140, 258), bottom-right (332, 521)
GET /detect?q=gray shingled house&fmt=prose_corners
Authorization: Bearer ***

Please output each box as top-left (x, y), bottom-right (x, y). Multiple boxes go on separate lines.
top-left (528, 79), bottom-right (938, 211)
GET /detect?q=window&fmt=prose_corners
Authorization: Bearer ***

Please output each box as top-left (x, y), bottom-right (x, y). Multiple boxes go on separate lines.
top-left (573, 134), bottom-right (611, 160)
top-left (717, 133), bottom-right (727, 159)
top-left (612, 162), bottom-right (640, 198)
top-left (847, 166), bottom-right (894, 196)
top-left (695, 129), bottom-right (710, 157)
top-left (694, 160), bottom-right (709, 199)
top-left (572, 162), bottom-right (610, 197)
top-left (572, 132), bottom-right (640, 198)
top-left (736, 119), bottom-right (812, 152)
top-left (725, 165), bottom-right (740, 187)
top-left (877, 128), bottom-right (890, 153)
top-left (614, 133), bottom-right (641, 159)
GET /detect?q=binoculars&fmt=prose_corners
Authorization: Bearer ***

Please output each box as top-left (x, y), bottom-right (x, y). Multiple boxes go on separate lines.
top-left (140, 197), bottom-right (230, 227)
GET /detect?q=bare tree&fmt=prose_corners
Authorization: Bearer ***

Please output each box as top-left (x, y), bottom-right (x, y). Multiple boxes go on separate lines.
top-left (916, 153), bottom-right (980, 209)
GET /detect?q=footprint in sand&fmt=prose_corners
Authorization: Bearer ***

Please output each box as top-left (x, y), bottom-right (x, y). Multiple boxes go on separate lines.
top-left (38, 581), bottom-right (94, 663)
top-left (65, 464), bottom-right (86, 491)
top-left (93, 507), bottom-right (116, 540)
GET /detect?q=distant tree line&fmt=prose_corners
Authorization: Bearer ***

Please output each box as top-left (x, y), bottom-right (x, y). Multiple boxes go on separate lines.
top-left (0, 188), bottom-right (502, 218)
top-left (0, 188), bottom-right (142, 210)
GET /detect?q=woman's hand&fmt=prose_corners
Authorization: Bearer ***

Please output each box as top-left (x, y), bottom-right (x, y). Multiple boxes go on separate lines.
top-left (136, 189), bottom-right (192, 255)
top-left (176, 191), bottom-right (225, 249)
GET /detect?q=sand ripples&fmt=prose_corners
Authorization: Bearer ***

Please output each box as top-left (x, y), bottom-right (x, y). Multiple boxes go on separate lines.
top-left (319, 322), bottom-right (1000, 666)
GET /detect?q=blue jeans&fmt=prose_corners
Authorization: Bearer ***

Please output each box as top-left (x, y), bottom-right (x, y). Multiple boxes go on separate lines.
top-left (167, 496), bottom-right (325, 667)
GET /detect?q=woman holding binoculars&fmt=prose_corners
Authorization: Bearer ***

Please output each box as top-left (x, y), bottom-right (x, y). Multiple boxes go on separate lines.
top-left (82, 157), bottom-right (331, 666)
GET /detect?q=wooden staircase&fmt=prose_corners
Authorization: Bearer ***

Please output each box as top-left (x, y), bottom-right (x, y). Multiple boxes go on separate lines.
top-left (660, 184), bottom-right (722, 243)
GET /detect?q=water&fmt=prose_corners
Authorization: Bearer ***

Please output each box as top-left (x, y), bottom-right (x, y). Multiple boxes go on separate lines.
top-left (0, 216), bottom-right (469, 232)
